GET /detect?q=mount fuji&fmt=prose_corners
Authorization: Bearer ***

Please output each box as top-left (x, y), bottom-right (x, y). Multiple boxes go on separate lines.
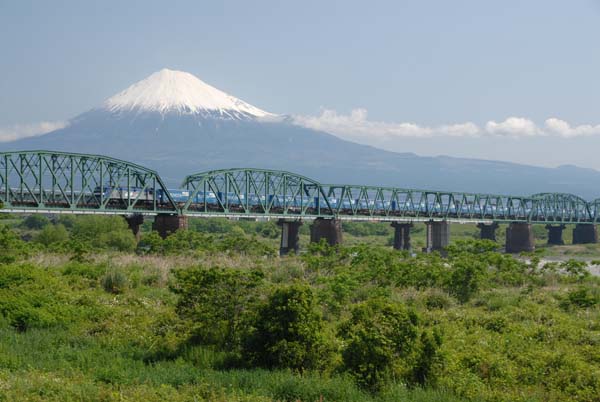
top-left (4, 68), bottom-right (600, 198)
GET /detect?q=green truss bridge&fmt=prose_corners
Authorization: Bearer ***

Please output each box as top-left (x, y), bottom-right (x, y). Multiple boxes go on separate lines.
top-left (2, 150), bottom-right (599, 254)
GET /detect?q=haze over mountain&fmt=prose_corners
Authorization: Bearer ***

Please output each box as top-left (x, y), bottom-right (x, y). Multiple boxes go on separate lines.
top-left (4, 68), bottom-right (600, 199)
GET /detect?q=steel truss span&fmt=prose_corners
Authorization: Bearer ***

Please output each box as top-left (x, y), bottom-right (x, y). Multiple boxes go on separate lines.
top-left (181, 169), bottom-right (596, 224)
top-left (0, 151), bottom-right (177, 214)
top-left (0, 151), bottom-right (597, 225)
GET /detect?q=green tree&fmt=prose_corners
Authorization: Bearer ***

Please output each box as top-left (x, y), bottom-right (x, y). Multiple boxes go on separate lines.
top-left (411, 329), bottom-right (444, 387)
top-left (0, 226), bottom-right (30, 263)
top-left (35, 224), bottom-right (69, 246)
top-left (446, 257), bottom-right (487, 303)
top-left (243, 284), bottom-right (329, 371)
top-left (162, 230), bottom-right (214, 254)
top-left (445, 239), bottom-right (499, 257)
top-left (71, 215), bottom-right (136, 251)
top-left (172, 266), bottom-right (264, 349)
top-left (339, 298), bottom-right (419, 391)
top-left (137, 231), bottom-right (164, 254)
top-left (20, 214), bottom-right (50, 230)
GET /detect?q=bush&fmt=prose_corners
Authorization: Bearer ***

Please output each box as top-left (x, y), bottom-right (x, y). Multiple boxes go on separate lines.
top-left (101, 229), bottom-right (137, 252)
top-left (0, 264), bottom-right (95, 331)
top-left (0, 225), bottom-right (31, 263)
top-left (411, 330), bottom-right (444, 387)
top-left (567, 287), bottom-right (599, 308)
top-left (560, 259), bottom-right (590, 281)
top-left (217, 233), bottom-right (277, 257)
top-left (71, 215), bottom-right (136, 251)
top-left (256, 221), bottom-right (280, 239)
top-left (189, 217), bottom-right (238, 234)
top-left (339, 298), bottom-right (419, 391)
top-left (35, 224), bottom-right (69, 246)
top-left (243, 284), bottom-right (330, 371)
top-left (20, 214), bottom-right (50, 230)
top-left (171, 266), bottom-right (264, 348)
top-left (162, 230), bottom-right (214, 254)
top-left (446, 258), bottom-right (487, 303)
top-left (424, 290), bottom-right (454, 310)
top-left (62, 262), bottom-right (105, 281)
top-left (137, 231), bottom-right (165, 254)
top-left (101, 269), bottom-right (128, 294)
top-left (342, 222), bottom-right (392, 237)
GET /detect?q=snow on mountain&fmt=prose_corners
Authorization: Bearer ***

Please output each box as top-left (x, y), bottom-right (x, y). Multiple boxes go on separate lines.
top-left (103, 68), bottom-right (275, 119)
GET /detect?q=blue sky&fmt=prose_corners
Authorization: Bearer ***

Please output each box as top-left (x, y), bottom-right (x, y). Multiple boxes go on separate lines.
top-left (1, 0), bottom-right (600, 168)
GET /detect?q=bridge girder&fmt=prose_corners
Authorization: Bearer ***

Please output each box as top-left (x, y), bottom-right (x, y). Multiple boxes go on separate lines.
top-left (181, 168), bottom-right (332, 216)
top-left (180, 168), bottom-right (595, 224)
top-left (0, 152), bottom-right (597, 225)
top-left (0, 150), bottom-right (177, 214)
top-left (530, 192), bottom-right (591, 223)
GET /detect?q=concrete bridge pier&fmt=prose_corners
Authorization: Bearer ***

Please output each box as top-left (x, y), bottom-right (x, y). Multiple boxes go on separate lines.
top-left (124, 214), bottom-right (144, 241)
top-left (572, 224), bottom-right (598, 244)
top-left (391, 222), bottom-right (413, 250)
top-left (153, 214), bottom-right (188, 239)
top-left (310, 218), bottom-right (343, 246)
top-left (505, 222), bottom-right (535, 253)
top-left (477, 222), bottom-right (499, 241)
top-left (278, 219), bottom-right (303, 256)
top-left (424, 220), bottom-right (450, 253)
top-left (546, 224), bottom-right (566, 245)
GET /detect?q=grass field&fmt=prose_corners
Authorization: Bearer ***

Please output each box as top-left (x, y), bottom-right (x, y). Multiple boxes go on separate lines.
top-left (0, 214), bottom-right (599, 401)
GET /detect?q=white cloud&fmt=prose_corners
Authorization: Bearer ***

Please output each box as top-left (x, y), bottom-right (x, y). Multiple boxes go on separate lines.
top-left (439, 122), bottom-right (480, 137)
top-left (0, 121), bottom-right (68, 142)
top-left (292, 109), bottom-right (600, 141)
top-left (485, 117), bottom-right (542, 137)
top-left (292, 108), bottom-right (476, 140)
top-left (544, 118), bottom-right (600, 138)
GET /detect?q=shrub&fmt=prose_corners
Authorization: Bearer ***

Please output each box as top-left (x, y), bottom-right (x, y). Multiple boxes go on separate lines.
top-left (339, 298), bottom-right (419, 391)
top-left (342, 222), bottom-right (392, 237)
top-left (137, 231), bottom-right (164, 254)
top-left (0, 225), bottom-right (30, 263)
top-left (62, 262), bottom-right (105, 281)
top-left (21, 214), bottom-right (51, 230)
top-left (411, 329), bottom-right (444, 387)
top-left (217, 233), bottom-right (277, 257)
top-left (189, 217), bottom-right (236, 234)
top-left (243, 284), bottom-right (329, 371)
top-left (71, 215), bottom-right (136, 251)
top-left (171, 266), bottom-right (264, 348)
top-left (101, 269), bottom-right (128, 294)
top-left (162, 230), bottom-right (214, 254)
top-left (35, 224), bottom-right (69, 246)
top-left (0, 264), bottom-right (91, 331)
top-left (256, 220), bottom-right (280, 239)
top-left (567, 287), bottom-right (599, 308)
top-left (446, 258), bottom-right (487, 303)
top-left (101, 230), bottom-right (137, 252)
top-left (424, 290), bottom-right (453, 310)
top-left (560, 259), bottom-right (590, 281)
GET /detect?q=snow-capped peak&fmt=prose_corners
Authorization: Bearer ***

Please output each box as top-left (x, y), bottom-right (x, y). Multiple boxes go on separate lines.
top-left (103, 68), bottom-right (275, 119)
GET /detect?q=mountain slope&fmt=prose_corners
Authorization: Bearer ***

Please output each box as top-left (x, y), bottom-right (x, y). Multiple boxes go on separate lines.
top-left (4, 69), bottom-right (600, 199)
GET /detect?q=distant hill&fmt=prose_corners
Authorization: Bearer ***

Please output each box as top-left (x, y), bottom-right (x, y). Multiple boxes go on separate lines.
top-left (4, 68), bottom-right (600, 199)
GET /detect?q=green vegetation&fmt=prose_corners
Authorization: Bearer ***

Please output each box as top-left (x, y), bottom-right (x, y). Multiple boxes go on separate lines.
top-left (0, 215), bottom-right (599, 401)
